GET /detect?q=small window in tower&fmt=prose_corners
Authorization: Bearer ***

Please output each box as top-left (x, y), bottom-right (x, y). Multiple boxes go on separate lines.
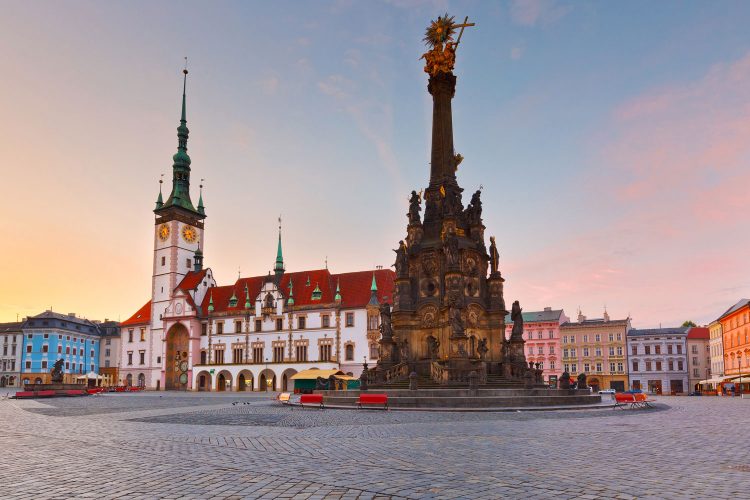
top-left (161, 256), bottom-right (166, 266)
top-left (186, 259), bottom-right (192, 269)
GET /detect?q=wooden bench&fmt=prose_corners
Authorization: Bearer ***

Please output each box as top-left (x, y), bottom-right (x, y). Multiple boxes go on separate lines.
top-left (357, 393), bottom-right (388, 410)
top-left (296, 393), bottom-right (324, 409)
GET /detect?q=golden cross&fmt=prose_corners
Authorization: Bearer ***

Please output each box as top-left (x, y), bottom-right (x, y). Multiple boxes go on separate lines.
top-left (454, 16), bottom-right (475, 48)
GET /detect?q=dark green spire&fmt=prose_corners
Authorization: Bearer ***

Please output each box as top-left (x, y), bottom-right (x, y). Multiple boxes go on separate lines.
top-left (368, 273), bottom-right (379, 306)
top-left (197, 180), bottom-right (205, 216)
top-left (208, 291), bottom-right (214, 313)
top-left (274, 217), bottom-right (285, 281)
top-left (158, 66), bottom-right (198, 214)
top-left (287, 279), bottom-right (295, 306)
top-left (244, 283), bottom-right (251, 309)
top-left (155, 179), bottom-right (164, 209)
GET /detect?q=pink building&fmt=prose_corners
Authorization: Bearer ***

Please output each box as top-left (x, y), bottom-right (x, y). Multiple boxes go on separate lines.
top-left (505, 307), bottom-right (569, 386)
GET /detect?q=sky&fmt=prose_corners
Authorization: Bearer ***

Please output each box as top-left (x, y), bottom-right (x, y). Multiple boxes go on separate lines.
top-left (1, 0), bottom-right (750, 328)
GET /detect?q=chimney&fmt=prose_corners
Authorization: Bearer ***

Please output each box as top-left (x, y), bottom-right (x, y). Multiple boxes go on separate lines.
top-left (68, 313), bottom-right (76, 318)
top-left (544, 307), bottom-right (551, 312)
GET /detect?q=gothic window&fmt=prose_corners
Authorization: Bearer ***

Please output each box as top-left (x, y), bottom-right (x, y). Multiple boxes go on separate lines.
top-left (200, 350), bottom-right (207, 364)
top-left (233, 348), bottom-right (243, 364)
top-left (296, 344), bottom-right (308, 362)
top-left (265, 294), bottom-right (274, 309)
top-left (345, 344), bottom-right (355, 361)
top-left (252, 346), bottom-right (264, 364)
top-left (319, 344), bottom-right (332, 361)
top-left (273, 345), bottom-right (284, 363)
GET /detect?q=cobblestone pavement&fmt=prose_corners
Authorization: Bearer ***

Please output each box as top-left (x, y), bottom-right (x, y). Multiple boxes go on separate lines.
top-left (2, 393), bottom-right (750, 499)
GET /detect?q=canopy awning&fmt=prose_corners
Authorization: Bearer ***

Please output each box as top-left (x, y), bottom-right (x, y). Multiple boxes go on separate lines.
top-left (290, 369), bottom-right (355, 381)
top-left (724, 374), bottom-right (750, 382)
top-left (698, 377), bottom-right (725, 385)
top-left (75, 372), bottom-right (103, 380)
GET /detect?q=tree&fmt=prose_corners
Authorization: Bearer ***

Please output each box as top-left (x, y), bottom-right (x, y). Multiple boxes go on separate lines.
top-left (682, 320), bottom-right (697, 328)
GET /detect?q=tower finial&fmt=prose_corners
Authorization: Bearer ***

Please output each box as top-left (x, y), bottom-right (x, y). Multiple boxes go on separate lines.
top-left (274, 216), bottom-right (285, 281)
top-left (155, 174), bottom-right (164, 209)
top-left (197, 178), bottom-right (205, 215)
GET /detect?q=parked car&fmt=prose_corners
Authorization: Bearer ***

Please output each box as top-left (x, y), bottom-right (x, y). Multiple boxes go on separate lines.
top-left (598, 389), bottom-right (616, 394)
top-left (625, 389), bottom-right (643, 394)
top-left (688, 391), bottom-right (702, 396)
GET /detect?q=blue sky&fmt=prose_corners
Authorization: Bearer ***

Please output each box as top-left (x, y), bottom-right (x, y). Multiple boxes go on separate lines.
top-left (2, 1), bottom-right (750, 326)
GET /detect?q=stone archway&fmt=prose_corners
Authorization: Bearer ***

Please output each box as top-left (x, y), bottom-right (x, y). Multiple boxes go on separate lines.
top-left (137, 373), bottom-right (146, 388)
top-left (125, 374), bottom-right (133, 386)
top-left (281, 368), bottom-right (297, 392)
top-left (238, 370), bottom-right (253, 391)
top-left (217, 370), bottom-right (232, 392)
top-left (196, 370), bottom-right (212, 391)
top-left (259, 369), bottom-right (276, 392)
top-left (165, 323), bottom-right (190, 390)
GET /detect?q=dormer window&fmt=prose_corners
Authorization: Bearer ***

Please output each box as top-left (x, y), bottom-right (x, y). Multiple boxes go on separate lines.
top-left (311, 283), bottom-right (322, 301)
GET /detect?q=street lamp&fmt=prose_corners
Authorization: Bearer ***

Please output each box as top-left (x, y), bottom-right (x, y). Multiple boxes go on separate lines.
top-left (739, 355), bottom-right (743, 398)
top-left (265, 357), bottom-right (273, 392)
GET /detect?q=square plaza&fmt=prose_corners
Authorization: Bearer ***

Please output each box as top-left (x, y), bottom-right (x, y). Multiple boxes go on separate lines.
top-left (2, 393), bottom-right (750, 499)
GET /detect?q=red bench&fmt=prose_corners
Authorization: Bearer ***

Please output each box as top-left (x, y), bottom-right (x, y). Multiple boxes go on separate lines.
top-left (64, 390), bottom-right (86, 397)
top-left (297, 393), bottom-right (324, 409)
top-left (357, 393), bottom-right (388, 410)
top-left (37, 390), bottom-right (56, 398)
top-left (615, 393), bottom-right (655, 409)
top-left (14, 391), bottom-right (35, 399)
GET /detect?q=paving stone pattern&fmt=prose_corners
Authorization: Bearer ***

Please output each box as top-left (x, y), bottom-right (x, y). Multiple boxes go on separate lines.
top-left (2, 392), bottom-right (750, 499)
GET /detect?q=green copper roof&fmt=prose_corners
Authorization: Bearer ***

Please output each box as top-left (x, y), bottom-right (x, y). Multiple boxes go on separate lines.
top-left (197, 187), bottom-right (205, 216)
top-left (371, 273), bottom-right (378, 291)
top-left (335, 280), bottom-right (341, 301)
top-left (244, 284), bottom-right (251, 309)
top-left (274, 229), bottom-right (284, 273)
top-left (311, 282), bottom-right (322, 301)
top-left (208, 291), bottom-right (214, 313)
top-left (155, 184), bottom-right (164, 210)
top-left (229, 288), bottom-right (238, 308)
top-left (287, 279), bottom-right (295, 305)
top-left (158, 69), bottom-right (199, 215)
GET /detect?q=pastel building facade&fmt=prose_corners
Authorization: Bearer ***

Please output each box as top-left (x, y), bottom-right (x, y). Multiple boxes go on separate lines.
top-left (627, 327), bottom-right (689, 394)
top-left (686, 327), bottom-right (710, 392)
top-left (708, 319), bottom-right (724, 381)
top-left (20, 311), bottom-right (101, 385)
top-left (560, 310), bottom-right (630, 392)
top-left (505, 307), bottom-right (568, 385)
top-left (0, 322), bottom-right (23, 388)
top-left (718, 299), bottom-right (750, 389)
top-left (119, 72), bottom-right (393, 391)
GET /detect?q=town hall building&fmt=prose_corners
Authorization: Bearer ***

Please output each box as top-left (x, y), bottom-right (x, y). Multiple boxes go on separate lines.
top-left (119, 69), bottom-right (394, 391)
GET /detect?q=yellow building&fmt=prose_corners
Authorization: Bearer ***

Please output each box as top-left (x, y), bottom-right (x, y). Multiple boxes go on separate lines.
top-left (559, 310), bottom-right (631, 392)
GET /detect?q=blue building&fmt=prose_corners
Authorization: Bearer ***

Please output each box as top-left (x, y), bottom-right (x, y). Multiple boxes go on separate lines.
top-left (20, 311), bottom-right (102, 385)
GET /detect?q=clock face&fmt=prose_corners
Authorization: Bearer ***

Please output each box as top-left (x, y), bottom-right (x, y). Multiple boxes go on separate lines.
top-left (158, 223), bottom-right (170, 241)
top-left (181, 225), bottom-right (197, 243)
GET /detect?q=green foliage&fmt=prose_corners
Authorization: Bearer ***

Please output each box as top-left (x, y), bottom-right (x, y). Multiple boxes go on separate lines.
top-left (682, 320), bottom-right (697, 327)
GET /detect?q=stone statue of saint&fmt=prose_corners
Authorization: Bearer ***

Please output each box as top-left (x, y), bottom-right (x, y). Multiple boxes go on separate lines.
top-left (444, 230), bottom-right (459, 267)
top-left (427, 335), bottom-right (440, 359)
top-left (393, 240), bottom-right (408, 276)
top-left (489, 236), bottom-right (499, 275)
top-left (477, 338), bottom-right (489, 360)
top-left (465, 189), bottom-right (482, 225)
top-left (407, 190), bottom-right (422, 224)
top-left (379, 302), bottom-right (393, 340)
top-left (510, 300), bottom-right (523, 341)
top-left (399, 338), bottom-right (410, 362)
top-left (450, 300), bottom-right (465, 337)
top-left (50, 358), bottom-right (64, 383)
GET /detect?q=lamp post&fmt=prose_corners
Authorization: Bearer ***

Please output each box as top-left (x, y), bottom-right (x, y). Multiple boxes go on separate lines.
top-left (265, 357), bottom-right (272, 392)
top-left (739, 355), bottom-right (743, 398)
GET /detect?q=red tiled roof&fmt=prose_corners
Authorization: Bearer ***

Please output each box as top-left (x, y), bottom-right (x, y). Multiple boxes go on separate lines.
top-left (177, 269), bottom-right (208, 291)
top-left (687, 327), bottom-right (710, 339)
top-left (198, 268), bottom-right (396, 314)
top-left (121, 301), bottom-right (151, 326)
top-left (334, 269), bottom-right (395, 308)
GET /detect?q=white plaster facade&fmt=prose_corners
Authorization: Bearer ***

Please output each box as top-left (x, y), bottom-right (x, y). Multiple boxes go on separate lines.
top-left (627, 327), bottom-right (689, 394)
